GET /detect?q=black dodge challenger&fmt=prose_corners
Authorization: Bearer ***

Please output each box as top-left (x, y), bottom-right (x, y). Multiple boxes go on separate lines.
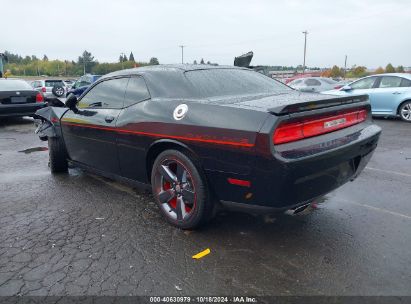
top-left (34, 65), bottom-right (381, 229)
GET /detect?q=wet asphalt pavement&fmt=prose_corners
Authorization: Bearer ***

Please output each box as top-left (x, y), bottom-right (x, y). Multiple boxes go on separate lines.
top-left (0, 117), bottom-right (410, 297)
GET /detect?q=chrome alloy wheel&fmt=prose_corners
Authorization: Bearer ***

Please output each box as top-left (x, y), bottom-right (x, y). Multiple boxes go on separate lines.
top-left (153, 159), bottom-right (196, 221)
top-left (400, 102), bottom-right (411, 121)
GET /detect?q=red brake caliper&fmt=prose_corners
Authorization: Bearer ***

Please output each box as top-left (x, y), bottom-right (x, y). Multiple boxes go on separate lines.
top-left (163, 181), bottom-right (177, 209)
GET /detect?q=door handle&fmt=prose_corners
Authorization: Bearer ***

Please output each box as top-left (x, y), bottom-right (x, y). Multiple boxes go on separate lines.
top-left (105, 115), bottom-right (115, 123)
top-left (392, 92), bottom-right (402, 95)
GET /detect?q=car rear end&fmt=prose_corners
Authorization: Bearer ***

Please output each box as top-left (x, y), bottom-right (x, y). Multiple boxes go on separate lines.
top-left (219, 94), bottom-right (381, 211)
top-left (43, 80), bottom-right (66, 99)
top-left (0, 79), bottom-right (47, 117)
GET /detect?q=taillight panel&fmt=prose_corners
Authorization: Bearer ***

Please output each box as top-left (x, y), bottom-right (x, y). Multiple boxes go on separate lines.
top-left (36, 93), bottom-right (44, 102)
top-left (273, 108), bottom-right (368, 145)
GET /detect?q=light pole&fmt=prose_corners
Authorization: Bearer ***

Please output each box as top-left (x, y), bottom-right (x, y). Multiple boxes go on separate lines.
top-left (120, 52), bottom-right (126, 70)
top-left (302, 31), bottom-right (308, 74)
top-left (179, 45), bottom-right (185, 64)
top-left (344, 55), bottom-right (347, 79)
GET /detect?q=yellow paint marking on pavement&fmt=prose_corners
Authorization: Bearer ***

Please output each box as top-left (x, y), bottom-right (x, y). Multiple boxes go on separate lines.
top-left (366, 167), bottom-right (411, 178)
top-left (192, 248), bottom-right (211, 259)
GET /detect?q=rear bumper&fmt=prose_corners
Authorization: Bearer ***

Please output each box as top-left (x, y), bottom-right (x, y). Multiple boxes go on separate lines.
top-left (0, 102), bottom-right (47, 117)
top-left (206, 123), bottom-right (381, 211)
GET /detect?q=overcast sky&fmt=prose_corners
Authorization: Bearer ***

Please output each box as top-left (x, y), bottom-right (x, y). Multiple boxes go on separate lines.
top-left (3, 0), bottom-right (411, 68)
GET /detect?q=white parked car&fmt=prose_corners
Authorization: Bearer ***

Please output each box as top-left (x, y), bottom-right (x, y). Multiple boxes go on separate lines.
top-left (288, 77), bottom-right (343, 93)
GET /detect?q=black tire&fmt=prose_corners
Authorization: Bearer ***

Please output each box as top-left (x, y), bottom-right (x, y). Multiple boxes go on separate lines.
top-left (399, 101), bottom-right (411, 122)
top-left (48, 137), bottom-right (68, 173)
top-left (52, 85), bottom-right (65, 97)
top-left (151, 149), bottom-right (214, 229)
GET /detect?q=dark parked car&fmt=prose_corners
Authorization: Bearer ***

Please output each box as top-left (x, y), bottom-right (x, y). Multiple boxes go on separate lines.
top-left (34, 65), bottom-right (381, 229)
top-left (0, 79), bottom-right (46, 117)
top-left (66, 74), bottom-right (101, 97)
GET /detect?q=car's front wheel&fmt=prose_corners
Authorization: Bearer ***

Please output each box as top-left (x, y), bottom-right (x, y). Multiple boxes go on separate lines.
top-left (399, 101), bottom-right (411, 122)
top-left (48, 137), bottom-right (68, 173)
top-left (151, 149), bottom-right (214, 229)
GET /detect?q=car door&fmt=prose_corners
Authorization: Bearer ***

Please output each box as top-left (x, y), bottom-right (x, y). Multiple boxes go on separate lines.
top-left (115, 76), bottom-right (151, 182)
top-left (371, 76), bottom-right (409, 115)
top-left (61, 77), bottom-right (129, 175)
top-left (340, 76), bottom-right (378, 103)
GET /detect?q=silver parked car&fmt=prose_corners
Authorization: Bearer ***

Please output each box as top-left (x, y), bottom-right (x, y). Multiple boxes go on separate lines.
top-left (288, 77), bottom-right (342, 93)
top-left (30, 79), bottom-right (67, 99)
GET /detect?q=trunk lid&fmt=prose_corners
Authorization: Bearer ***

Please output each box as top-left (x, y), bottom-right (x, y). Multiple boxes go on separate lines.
top-left (0, 90), bottom-right (38, 104)
top-left (204, 91), bottom-right (369, 115)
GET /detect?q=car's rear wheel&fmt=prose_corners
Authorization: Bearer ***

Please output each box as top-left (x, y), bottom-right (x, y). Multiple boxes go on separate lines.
top-left (48, 137), bottom-right (68, 173)
top-left (151, 149), bottom-right (213, 229)
top-left (399, 101), bottom-right (411, 122)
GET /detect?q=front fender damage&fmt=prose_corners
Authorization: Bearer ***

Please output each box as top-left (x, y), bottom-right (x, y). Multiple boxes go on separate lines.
top-left (33, 106), bottom-right (69, 141)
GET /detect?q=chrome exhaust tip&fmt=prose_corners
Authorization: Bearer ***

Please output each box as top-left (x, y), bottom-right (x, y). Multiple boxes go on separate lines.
top-left (284, 203), bottom-right (311, 216)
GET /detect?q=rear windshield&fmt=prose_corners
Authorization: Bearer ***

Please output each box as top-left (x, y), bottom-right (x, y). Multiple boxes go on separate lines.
top-left (184, 69), bottom-right (291, 98)
top-left (45, 80), bottom-right (64, 87)
top-left (0, 79), bottom-right (33, 91)
top-left (322, 78), bottom-right (337, 84)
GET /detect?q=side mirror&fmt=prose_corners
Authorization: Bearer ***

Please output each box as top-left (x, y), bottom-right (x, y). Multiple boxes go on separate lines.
top-left (65, 94), bottom-right (78, 113)
top-left (341, 85), bottom-right (352, 91)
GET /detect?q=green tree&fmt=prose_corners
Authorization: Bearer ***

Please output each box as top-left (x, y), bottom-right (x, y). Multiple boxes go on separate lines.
top-left (351, 66), bottom-right (368, 77)
top-left (22, 56), bottom-right (31, 64)
top-left (330, 65), bottom-right (343, 78)
top-left (396, 65), bottom-right (405, 73)
top-left (43, 55), bottom-right (48, 61)
top-left (385, 63), bottom-right (395, 73)
top-left (200, 58), bottom-right (204, 64)
top-left (78, 51), bottom-right (95, 65)
top-left (374, 67), bottom-right (385, 74)
top-left (149, 57), bottom-right (159, 65)
top-left (129, 52), bottom-right (135, 62)
top-left (78, 50), bottom-right (96, 74)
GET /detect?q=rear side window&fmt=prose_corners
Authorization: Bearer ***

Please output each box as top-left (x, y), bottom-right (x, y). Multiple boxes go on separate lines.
top-left (400, 78), bottom-right (411, 87)
top-left (379, 76), bottom-right (402, 88)
top-left (124, 77), bottom-right (150, 107)
top-left (305, 79), bottom-right (321, 86)
top-left (78, 77), bottom-right (128, 109)
top-left (31, 81), bottom-right (41, 88)
top-left (350, 77), bottom-right (376, 90)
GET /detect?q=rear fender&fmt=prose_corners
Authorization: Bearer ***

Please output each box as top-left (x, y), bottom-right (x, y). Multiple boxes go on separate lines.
top-left (33, 106), bottom-right (69, 140)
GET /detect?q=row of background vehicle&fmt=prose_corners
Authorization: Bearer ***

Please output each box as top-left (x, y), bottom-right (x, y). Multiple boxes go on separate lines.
top-left (284, 73), bottom-right (411, 122)
top-left (27, 74), bottom-right (101, 100)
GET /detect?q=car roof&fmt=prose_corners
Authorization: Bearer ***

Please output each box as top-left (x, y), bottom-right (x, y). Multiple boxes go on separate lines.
top-left (290, 77), bottom-right (332, 81)
top-left (102, 64), bottom-right (248, 79)
top-left (362, 73), bottom-right (411, 80)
